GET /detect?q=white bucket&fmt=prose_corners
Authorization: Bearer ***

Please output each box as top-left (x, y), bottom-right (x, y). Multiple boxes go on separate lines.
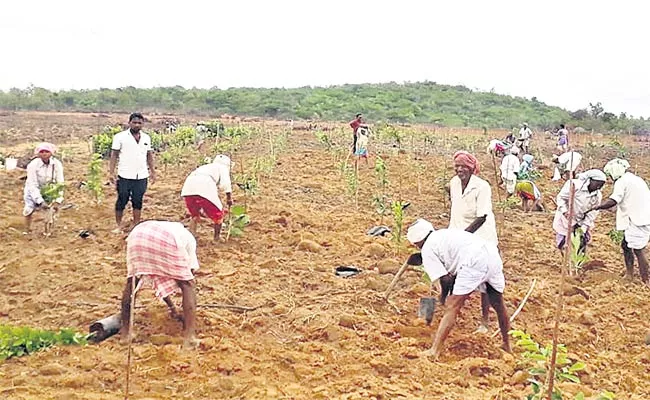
top-left (5, 158), bottom-right (17, 170)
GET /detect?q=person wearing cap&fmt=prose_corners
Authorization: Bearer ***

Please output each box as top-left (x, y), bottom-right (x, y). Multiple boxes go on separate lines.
top-left (406, 219), bottom-right (511, 359)
top-left (349, 113), bottom-right (368, 154)
top-left (552, 151), bottom-right (582, 181)
top-left (23, 143), bottom-right (65, 233)
top-left (181, 154), bottom-right (234, 241)
top-left (517, 123), bottom-right (532, 154)
top-left (499, 147), bottom-right (521, 197)
top-left (557, 124), bottom-right (569, 152)
top-left (518, 154), bottom-right (535, 177)
top-left (552, 169), bottom-right (606, 254)
top-left (586, 159), bottom-right (650, 286)
top-left (109, 112), bottom-right (156, 233)
top-left (448, 151), bottom-right (499, 246)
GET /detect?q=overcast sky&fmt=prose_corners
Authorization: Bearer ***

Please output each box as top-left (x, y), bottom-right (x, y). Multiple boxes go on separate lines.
top-left (2, 0), bottom-right (649, 117)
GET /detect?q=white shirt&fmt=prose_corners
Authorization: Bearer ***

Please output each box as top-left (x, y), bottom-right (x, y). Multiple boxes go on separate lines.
top-left (24, 157), bottom-right (65, 203)
top-left (449, 175), bottom-right (499, 246)
top-left (500, 154), bottom-right (521, 181)
top-left (111, 130), bottom-right (153, 179)
top-left (421, 229), bottom-right (494, 282)
top-left (518, 127), bottom-right (532, 140)
top-left (552, 178), bottom-right (602, 234)
top-left (181, 163), bottom-right (232, 210)
top-left (609, 172), bottom-right (650, 230)
top-left (558, 128), bottom-right (568, 137)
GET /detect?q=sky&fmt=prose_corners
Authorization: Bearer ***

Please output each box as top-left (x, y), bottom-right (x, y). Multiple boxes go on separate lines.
top-left (2, 0), bottom-right (649, 117)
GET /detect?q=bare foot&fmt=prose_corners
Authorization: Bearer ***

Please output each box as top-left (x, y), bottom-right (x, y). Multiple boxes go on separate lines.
top-left (501, 343), bottom-right (512, 353)
top-left (623, 273), bottom-right (634, 282)
top-left (119, 330), bottom-right (135, 345)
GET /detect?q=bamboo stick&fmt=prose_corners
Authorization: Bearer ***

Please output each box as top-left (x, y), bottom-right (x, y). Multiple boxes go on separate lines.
top-left (490, 278), bottom-right (537, 338)
top-left (384, 260), bottom-right (410, 301)
top-left (547, 151), bottom-right (576, 399)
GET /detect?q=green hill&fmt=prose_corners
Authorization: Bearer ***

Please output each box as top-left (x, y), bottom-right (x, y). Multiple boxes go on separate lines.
top-left (0, 82), bottom-right (645, 132)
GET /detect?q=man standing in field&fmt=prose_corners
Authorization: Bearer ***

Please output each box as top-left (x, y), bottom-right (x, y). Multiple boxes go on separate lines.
top-left (406, 219), bottom-right (511, 360)
top-left (120, 220), bottom-right (199, 348)
top-left (586, 159), bottom-right (650, 287)
top-left (349, 113), bottom-right (368, 154)
top-left (109, 113), bottom-right (156, 233)
top-left (517, 123), bottom-right (532, 154)
top-left (499, 147), bottom-right (521, 198)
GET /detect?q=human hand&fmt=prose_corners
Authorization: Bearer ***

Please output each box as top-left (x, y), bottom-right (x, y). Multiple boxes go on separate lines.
top-left (406, 252), bottom-right (423, 266)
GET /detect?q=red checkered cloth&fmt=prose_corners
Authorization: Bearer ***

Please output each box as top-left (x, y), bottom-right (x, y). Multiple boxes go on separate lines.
top-left (126, 221), bottom-right (198, 300)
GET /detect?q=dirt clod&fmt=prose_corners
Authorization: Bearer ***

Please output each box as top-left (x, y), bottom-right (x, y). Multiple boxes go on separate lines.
top-left (376, 259), bottom-right (400, 274)
top-left (297, 239), bottom-right (322, 253)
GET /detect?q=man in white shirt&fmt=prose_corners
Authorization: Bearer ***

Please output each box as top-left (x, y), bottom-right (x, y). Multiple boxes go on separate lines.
top-left (406, 219), bottom-right (511, 360)
top-left (587, 159), bottom-right (650, 286)
top-left (181, 154), bottom-right (234, 241)
top-left (517, 123), bottom-right (532, 153)
top-left (448, 151), bottom-right (499, 246)
top-left (108, 113), bottom-right (156, 233)
top-left (499, 147), bottom-right (521, 197)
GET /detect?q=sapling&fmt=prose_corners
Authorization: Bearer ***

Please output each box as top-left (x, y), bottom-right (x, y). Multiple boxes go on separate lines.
top-left (391, 200), bottom-right (406, 247)
top-left (374, 156), bottom-right (389, 223)
top-left (0, 324), bottom-right (88, 361)
top-left (607, 229), bottom-right (624, 246)
top-left (510, 330), bottom-right (586, 400)
top-left (569, 227), bottom-right (589, 274)
top-left (86, 153), bottom-right (104, 204)
top-left (225, 204), bottom-right (250, 240)
top-left (343, 163), bottom-right (359, 207)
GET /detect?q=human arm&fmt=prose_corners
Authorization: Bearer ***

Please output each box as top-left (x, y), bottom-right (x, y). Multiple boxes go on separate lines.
top-left (466, 184), bottom-right (491, 233)
top-left (587, 198), bottom-right (617, 213)
top-left (218, 167), bottom-right (234, 205)
top-left (580, 192), bottom-right (602, 229)
top-left (25, 160), bottom-right (45, 205)
top-left (108, 150), bottom-right (119, 184)
top-left (147, 151), bottom-right (156, 184)
top-left (109, 134), bottom-right (121, 184)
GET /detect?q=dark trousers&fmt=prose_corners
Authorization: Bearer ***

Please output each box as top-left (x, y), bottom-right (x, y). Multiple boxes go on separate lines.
top-left (115, 176), bottom-right (148, 211)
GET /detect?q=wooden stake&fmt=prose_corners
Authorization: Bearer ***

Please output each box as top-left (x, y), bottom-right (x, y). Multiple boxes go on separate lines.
top-left (124, 276), bottom-right (137, 400)
top-left (384, 260), bottom-right (410, 301)
top-left (547, 153), bottom-right (577, 399)
top-left (491, 152), bottom-right (502, 203)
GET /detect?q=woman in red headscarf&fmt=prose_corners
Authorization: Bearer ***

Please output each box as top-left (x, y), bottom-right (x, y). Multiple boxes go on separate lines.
top-left (447, 150), bottom-right (499, 333)
top-left (23, 143), bottom-right (64, 233)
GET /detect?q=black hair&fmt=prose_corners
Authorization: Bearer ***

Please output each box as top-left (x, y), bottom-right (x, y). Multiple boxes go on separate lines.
top-left (560, 124), bottom-right (565, 129)
top-left (355, 113), bottom-right (362, 118)
top-left (129, 112), bottom-right (144, 122)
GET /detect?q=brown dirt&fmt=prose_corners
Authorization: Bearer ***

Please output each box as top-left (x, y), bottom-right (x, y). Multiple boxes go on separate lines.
top-left (0, 112), bottom-right (649, 399)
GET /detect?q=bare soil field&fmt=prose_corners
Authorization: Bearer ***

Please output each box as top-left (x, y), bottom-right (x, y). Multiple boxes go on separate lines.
top-left (0, 111), bottom-right (648, 399)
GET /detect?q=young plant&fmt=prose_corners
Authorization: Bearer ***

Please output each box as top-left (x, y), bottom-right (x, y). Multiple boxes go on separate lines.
top-left (0, 325), bottom-right (88, 361)
top-left (373, 156), bottom-right (390, 222)
top-left (315, 130), bottom-right (333, 150)
top-left (40, 182), bottom-right (65, 204)
top-left (225, 204), bottom-right (250, 240)
top-left (510, 330), bottom-right (586, 400)
top-left (607, 229), bottom-right (624, 246)
top-left (343, 163), bottom-right (359, 207)
top-left (235, 173), bottom-right (259, 197)
top-left (391, 200), bottom-right (406, 246)
top-left (569, 227), bottom-right (589, 273)
top-left (86, 153), bottom-right (104, 204)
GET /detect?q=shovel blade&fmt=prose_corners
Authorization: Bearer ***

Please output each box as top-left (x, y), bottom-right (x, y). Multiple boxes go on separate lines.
top-left (418, 297), bottom-right (436, 325)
